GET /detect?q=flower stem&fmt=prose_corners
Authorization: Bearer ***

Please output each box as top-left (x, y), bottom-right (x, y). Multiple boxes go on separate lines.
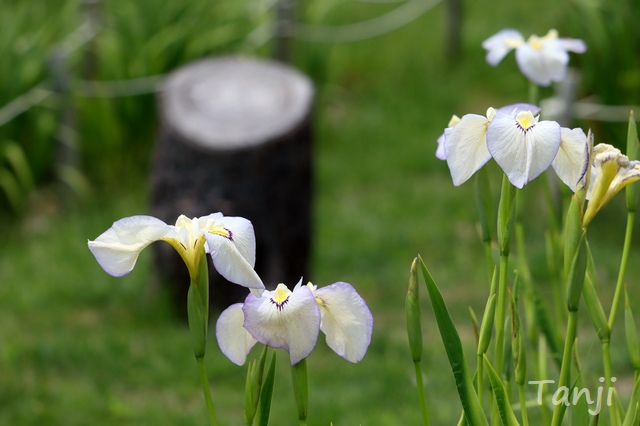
top-left (476, 354), bottom-right (484, 410)
top-left (528, 81), bottom-right (539, 106)
top-left (602, 341), bottom-right (619, 425)
top-left (197, 356), bottom-right (219, 426)
top-left (414, 361), bottom-right (430, 426)
top-left (291, 359), bottom-right (309, 426)
top-left (517, 383), bottom-right (529, 426)
top-left (551, 310), bottom-right (578, 426)
top-left (608, 210), bottom-right (635, 330)
top-left (494, 175), bottom-right (517, 375)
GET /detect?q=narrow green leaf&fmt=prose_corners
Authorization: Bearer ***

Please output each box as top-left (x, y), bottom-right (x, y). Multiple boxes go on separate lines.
top-left (566, 232), bottom-right (587, 313)
top-left (257, 349), bottom-right (277, 426)
top-left (529, 282), bottom-right (562, 368)
top-left (625, 288), bottom-right (640, 370)
top-left (570, 348), bottom-right (589, 426)
top-left (245, 345), bottom-right (269, 425)
top-left (583, 242), bottom-right (610, 343)
top-left (483, 355), bottom-right (520, 426)
top-left (419, 256), bottom-right (488, 426)
top-left (478, 268), bottom-right (498, 356)
top-left (623, 374), bottom-right (640, 426)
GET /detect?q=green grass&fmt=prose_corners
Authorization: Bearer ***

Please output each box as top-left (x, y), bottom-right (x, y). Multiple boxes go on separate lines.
top-left (2, 0), bottom-right (640, 424)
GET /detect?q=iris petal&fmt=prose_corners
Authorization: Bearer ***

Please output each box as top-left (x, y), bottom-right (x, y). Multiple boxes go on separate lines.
top-left (487, 113), bottom-right (561, 188)
top-left (216, 303), bottom-right (257, 366)
top-left (205, 233), bottom-right (265, 290)
top-left (482, 29), bottom-right (524, 66)
top-left (88, 215), bottom-right (173, 277)
top-left (243, 283), bottom-right (320, 365)
top-left (552, 128), bottom-right (589, 191)
top-left (314, 282), bottom-right (373, 363)
top-left (444, 114), bottom-right (492, 186)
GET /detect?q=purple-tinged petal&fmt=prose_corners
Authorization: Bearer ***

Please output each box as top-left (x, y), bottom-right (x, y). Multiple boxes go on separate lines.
top-left (497, 103), bottom-right (541, 117)
top-left (552, 128), bottom-right (589, 191)
top-left (313, 282), bottom-right (373, 363)
top-left (487, 111), bottom-right (561, 188)
top-left (216, 303), bottom-right (257, 366)
top-left (243, 283), bottom-right (320, 365)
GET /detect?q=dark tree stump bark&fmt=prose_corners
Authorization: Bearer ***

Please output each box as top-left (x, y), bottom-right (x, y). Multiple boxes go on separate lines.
top-left (150, 55), bottom-right (314, 316)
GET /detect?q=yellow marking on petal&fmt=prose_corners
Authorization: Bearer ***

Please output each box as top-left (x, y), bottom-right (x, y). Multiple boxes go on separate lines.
top-left (207, 226), bottom-right (231, 239)
top-left (315, 297), bottom-right (326, 307)
top-left (516, 111), bottom-right (537, 130)
top-left (270, 284), bottom-right (292, 311)
top-left (543, 29), bottom-right (559, 41)
top-left (527, 35), bottom-right (544, 50)
top-left (504, 38), bottom-right (522, 49)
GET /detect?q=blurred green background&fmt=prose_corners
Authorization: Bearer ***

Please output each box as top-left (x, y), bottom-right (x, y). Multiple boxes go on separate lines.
top-left (1, 0), bottom-right (639, 424)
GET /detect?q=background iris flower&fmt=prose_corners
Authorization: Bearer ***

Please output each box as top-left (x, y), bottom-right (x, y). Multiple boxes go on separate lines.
top-left (482, 29), bottom-right (587, 86)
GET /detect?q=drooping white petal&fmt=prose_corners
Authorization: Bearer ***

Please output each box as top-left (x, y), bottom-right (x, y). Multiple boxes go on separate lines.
top-left (205, 233), bottom-right (264, 290)
top-left (556, 38), bottom-right (587, 54)
top-left (209, 215), bottom-right (257, 267)
top-left (487, 111), bottom-right (561, 188)
top-left (552, 128), bottom-right (589, 191)
top-left (444, 113), bottom-right (492, 186)
top-left (243, 283), bottom-right (320, 365)
top-left (88, 215), bottom-right (174, 277)
top-left (313, 282), bottom-right (373, 363)
top-left (482, 29), bottom-right (524, 66)
top-left (216, 303), bottom-right (257, 366)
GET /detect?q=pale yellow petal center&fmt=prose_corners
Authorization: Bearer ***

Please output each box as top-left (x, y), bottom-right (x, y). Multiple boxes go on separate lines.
top-left (270, 284), bottom-right (292, 311)
top-left (516, 111), bottom-right (537, 131)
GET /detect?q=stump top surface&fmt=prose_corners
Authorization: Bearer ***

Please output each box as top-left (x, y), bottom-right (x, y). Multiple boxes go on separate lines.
top-left (162, 56), bottom-right (314, 150)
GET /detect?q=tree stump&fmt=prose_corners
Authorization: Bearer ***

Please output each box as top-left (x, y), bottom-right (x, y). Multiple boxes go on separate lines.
top-left (150, 55), bottom-right (314, 315)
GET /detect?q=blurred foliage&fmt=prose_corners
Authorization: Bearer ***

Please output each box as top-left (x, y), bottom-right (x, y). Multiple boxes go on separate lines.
top-left (566, 0), bottom-right (640, 146)
top-left (0, 0), bottom-right (264, 213)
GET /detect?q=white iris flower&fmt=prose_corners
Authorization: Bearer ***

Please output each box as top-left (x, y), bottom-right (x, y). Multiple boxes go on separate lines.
top-left (440, 104), bottom-right (589, 189)
top-left (87, 213), bottom-right (264, 290)
top-left (482, 29), bottom-right (586, 86)
top-left (216, 280), bottom-right (373, 365)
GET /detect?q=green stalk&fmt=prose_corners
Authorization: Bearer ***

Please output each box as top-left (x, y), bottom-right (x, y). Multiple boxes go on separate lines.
top-left (517, 383), bottom-right (529, 426)
top-left (197, 356), bottom-right (219, 426)
top-left (477, 354), bottom-right (485, 409)
top-left (406, 258), bottom-right (430, 426)
top-left (186, 252), bottom-right (218, 426)
top-left (602, 341), bottom-right (619, 425)
top-left (475, 167), bottom-right (495, 285)
top-left (291, 359), bottom-right (309, 426)
top-left (414, 361), bottom-right (430, 426)
top-left (550, 311), bottom-right (578, 426)
top-left (608, 210), bottom-right (635, 330)
top-left (495, 175), bottom-right (517, 375)
top-left (528, 81), bottom-right (539, 107)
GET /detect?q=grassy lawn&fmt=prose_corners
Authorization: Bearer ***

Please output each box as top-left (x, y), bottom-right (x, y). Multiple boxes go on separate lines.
top-left (2, 0), bottom-right (639, 424)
